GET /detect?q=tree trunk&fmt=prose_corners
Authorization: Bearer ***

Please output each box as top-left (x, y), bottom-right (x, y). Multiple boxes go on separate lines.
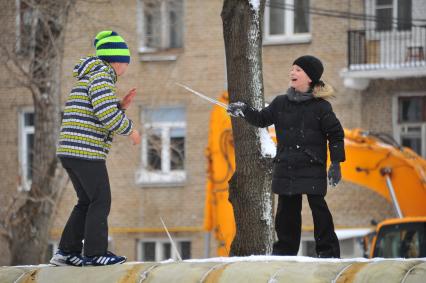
top-left (9, 0), bottom-right (75, 265)
top-left (221, 0), bottom-right (274, 256)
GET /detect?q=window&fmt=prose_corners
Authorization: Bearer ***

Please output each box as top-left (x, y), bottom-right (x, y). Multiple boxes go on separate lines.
top-left (396, 0), bottom-right (411, 30)
top-left (137, 0), bottom-right (184, 53)
top-left (137, 107), bottom-right (186, 186)
top-left (18, 110), bottom-right (34, 191)
top-left (16, 0), bottom-right (35, 55)
top-left (137, 239), bottom-right (191, 261)
top-left (396, 96), bottom-right (426, 157)
top-left (375, 0), bottom-right (412, 31)
top-left (264, 0), bottom-right (310, 45)
top-left (376, 0), bottom-right (393, 31)
top-left (373, 222), bottom-right (425, 258)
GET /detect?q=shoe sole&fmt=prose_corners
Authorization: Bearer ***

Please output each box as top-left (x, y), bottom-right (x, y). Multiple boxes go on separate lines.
top-left (83, 258), bottom-right (127, 266)
top-left (49, 258), bottom-right (68, 266)
top-left (50, 258), bottom-right (83, 267)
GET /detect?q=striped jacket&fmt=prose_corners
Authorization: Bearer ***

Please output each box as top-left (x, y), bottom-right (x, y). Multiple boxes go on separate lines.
top-left (57, 56), bottom-right (133, 160)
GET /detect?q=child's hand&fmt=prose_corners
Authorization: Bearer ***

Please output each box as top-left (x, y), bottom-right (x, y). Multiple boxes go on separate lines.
top-left (129, 129), bottom-right (141, 145)
top-left (227, 102), bottom-right (247, 117)
top-left (120, 88), bottom-right (137, 110)
top-left (327, 162), bottom-right (341, 187)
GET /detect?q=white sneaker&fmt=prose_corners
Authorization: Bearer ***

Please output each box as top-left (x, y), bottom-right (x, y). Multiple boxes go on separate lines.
top-left (50, 250), bottom-right (84, 267)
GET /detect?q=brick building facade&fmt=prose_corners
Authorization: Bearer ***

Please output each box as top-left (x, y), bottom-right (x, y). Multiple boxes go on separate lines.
top-left (1, 0), bottom-right (425, 263)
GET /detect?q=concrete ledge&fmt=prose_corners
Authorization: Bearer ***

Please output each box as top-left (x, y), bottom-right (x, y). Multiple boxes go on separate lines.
top-left (1, 257), bottom-right (426, 283)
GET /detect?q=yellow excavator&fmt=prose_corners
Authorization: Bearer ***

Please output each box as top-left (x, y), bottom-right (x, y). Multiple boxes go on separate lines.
top-left (203, 92), bottom-right (426, 258)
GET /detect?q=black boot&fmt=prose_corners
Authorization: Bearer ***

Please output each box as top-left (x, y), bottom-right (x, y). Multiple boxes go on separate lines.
top-left (317, 247), bottom-right (340, 258)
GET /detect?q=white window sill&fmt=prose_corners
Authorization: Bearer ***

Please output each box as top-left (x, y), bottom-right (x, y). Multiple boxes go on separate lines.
top-left (18, 180), bottom-right (31, 192)
top-left (138, 47), bottom-right (183, 62)
top-left (263, 34), bottom-right (312, 46)
top-left (135, 169), bottom-right (186, 187)
top-left (139, 54), bottom-right (178, 62)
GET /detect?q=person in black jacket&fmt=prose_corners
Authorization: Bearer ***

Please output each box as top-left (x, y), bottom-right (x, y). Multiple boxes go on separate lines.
top-left (227, 55), bottom-right (345, 258)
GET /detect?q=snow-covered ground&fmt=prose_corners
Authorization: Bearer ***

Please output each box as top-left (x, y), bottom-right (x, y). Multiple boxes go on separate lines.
top-left (183, 255), bottom-right (426, 264)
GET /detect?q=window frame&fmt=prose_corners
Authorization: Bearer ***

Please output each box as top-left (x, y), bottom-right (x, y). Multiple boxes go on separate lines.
top-left (373, 0), bottom-right (412, 31)
top-left (392, 92), bottom-right (426, 158)
top-left (15, 0), bottom-right (37, 55)
top-left (136, 107), bottom-right (186, 187)
top-left (263, 0), bottom-right (311, 45)
top-left (137, 238), bottom-right (191, 261)
top-left (137, 0), bottom-right (184, 54)
top-left (18, 108), bottom-right (34, 191)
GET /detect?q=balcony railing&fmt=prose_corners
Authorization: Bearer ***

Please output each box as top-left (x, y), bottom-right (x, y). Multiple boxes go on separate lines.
top-left (348, 26), bottom-right (426, 71)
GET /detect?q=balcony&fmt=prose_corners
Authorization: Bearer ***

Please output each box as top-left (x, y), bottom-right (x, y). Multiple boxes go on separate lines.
top-left (341, 26), bottom-right (426, 90)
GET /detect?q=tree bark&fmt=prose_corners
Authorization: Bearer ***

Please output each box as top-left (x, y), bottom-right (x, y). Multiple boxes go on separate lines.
top-left (222, 0), bottom-right (274, 256)
top-left (6, 0), bottom-right (75, 265)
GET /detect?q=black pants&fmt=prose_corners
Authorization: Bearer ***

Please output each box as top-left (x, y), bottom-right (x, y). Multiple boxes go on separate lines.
top-left (58, 157), bottom-right (111, 257)
top-left (272, 194), bottom-right (340, 258)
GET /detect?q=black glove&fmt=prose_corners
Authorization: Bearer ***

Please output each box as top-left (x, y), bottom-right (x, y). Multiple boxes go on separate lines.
top-left (327, 162), bottom-right (341, 187)
top-left (227, 102), bottom-right (247, 117)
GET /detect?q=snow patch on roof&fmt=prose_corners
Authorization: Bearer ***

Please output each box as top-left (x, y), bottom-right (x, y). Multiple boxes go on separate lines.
top-left (14, 257), bottom-right (426, 268)
top-left (182, 255), bottom-right (426, 264)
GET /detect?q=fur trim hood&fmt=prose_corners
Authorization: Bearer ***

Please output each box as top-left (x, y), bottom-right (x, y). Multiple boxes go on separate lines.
top-left (313, 83), bottom-right (335, 100)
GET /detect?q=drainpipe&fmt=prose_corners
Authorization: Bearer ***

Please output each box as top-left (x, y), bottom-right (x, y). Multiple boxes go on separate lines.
top-left (204, 232), bottom-right (211, 258)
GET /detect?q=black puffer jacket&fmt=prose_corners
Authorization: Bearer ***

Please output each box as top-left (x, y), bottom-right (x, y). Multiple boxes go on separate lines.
top-left (243, 89), bottom-right (345, 195)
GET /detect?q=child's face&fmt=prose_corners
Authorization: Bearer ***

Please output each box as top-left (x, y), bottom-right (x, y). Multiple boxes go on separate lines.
top-left (289, 65), bottom-right (312, 92)
top-left (111, 62), bottom-right (129, 76)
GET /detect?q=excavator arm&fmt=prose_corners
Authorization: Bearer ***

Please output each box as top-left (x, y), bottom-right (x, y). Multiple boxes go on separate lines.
top-left (342, 128), bottom-right (426, 217)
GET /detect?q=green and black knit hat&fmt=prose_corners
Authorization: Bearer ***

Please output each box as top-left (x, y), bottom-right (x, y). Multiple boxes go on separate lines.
top-left (94, 31), bottom-right (130, 64)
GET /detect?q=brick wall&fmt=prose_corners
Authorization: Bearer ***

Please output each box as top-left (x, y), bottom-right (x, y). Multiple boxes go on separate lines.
top-left (1, 0), bottom-right (419, 262)
top-left (361, 78), bottom-right (426, 134)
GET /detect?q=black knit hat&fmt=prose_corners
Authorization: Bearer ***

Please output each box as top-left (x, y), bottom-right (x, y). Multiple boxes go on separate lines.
top-left (293, 55), bottom-right (324, 84)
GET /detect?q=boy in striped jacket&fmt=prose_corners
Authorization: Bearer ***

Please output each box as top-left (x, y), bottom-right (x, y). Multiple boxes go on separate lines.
top-left (50, 31), bottom-right (140, 267)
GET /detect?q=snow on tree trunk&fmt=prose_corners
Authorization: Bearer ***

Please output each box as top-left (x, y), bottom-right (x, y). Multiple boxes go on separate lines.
top-left (2, 0), bottom-right (75, 265)
top-left (221, 0), bottom-right (274, 256)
